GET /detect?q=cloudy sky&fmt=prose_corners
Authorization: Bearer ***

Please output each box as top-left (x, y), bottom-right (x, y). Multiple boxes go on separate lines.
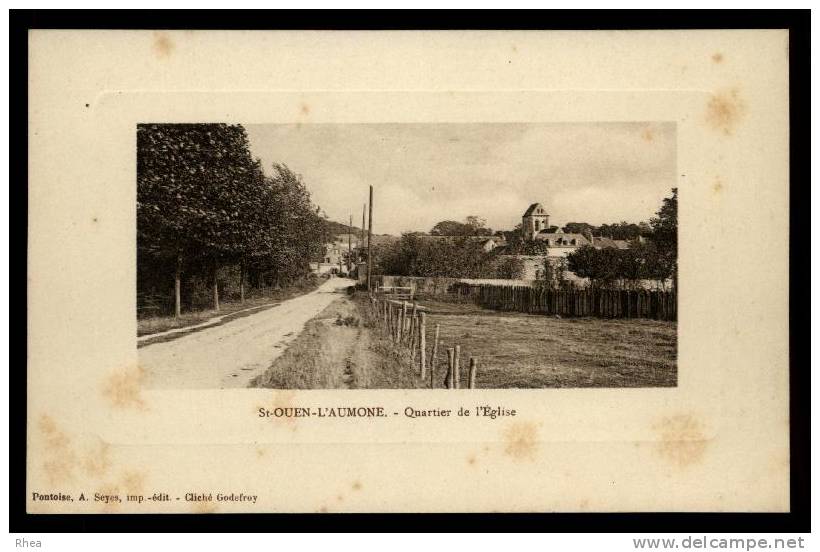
top-left (246, 123), bottom-right (676, 235)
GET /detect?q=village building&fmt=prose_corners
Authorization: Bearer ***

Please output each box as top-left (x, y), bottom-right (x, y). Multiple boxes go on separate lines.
top-left (521, 202), bottom-right (590, 257)
top-left (311, 233), bottom-right (360, 276)
top-left (591, 236), bottom-right (630, 250)
top-left (521, 202), bottom-right (550, 240)
top-left (500, 202), bottom-right (636, 280)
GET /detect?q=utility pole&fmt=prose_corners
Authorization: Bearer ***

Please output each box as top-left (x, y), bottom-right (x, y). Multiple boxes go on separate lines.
top-left (367, 186), bottom-right (373, 291)
top-left (347, 214), bottom-right (352, 275)
top-left (360, 204), bottom-right (366, 262)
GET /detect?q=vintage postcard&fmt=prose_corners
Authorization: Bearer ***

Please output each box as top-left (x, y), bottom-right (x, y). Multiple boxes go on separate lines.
top-left (27, 29), bottom-right (790, 513)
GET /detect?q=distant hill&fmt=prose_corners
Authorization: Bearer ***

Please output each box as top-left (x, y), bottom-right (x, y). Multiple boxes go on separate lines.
top-left (324, 219), bottom-right (361, 236)
top-left (323, 219), bottom-right (397, 245)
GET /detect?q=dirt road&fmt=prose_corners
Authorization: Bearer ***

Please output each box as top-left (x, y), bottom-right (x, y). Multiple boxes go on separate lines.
top-left (139, 277), bottom-right (355, 389)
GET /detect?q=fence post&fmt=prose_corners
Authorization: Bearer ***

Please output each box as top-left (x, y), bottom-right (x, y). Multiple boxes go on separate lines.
top-left (468, 357), bottom-right (477, 389)
top-left (409, 302), bottom-right (418, 352)
top-left (390, 301), bottom-right (395, 339)
top-left (400, 301), bottom-right (408, 343)
top-left (419, 312), bottom-right (427, 379)
top-left (453, 345), bottom-right (461, 389)
top-left (409, 314), bottom-right (417, 359)
top-left (445, 348), bottom-right (455, 389)
top-left (430, 323), bottom-right (440, 388)
top-left (393, 304), bottom-right (400, 342)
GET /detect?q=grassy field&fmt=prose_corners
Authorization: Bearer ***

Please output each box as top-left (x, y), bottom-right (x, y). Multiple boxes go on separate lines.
top-left (251, 296), bottom-right (426, 389)
top-left (137, 280), bottom-right (320, 337)
top-left (250, 293), bottom-right (676, 390)
top-left (419, 297), bottom-right (677, 388)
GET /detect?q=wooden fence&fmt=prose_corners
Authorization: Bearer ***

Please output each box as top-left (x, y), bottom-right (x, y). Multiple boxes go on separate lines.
top-left (452, 283), bottom-right (677, 321)
top-left (366, 294), bottom-right (478, 389)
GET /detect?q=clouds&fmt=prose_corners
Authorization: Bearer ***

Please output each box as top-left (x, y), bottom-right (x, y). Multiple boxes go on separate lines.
top-left (246, 122), bottom-right (676, 234)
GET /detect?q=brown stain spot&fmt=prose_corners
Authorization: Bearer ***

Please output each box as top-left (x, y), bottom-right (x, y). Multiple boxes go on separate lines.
top-left (712, 178), bottom-right (724, 194)
top-left (102, 365), bottom-right (147, 409)
top-left (706, 88), bottom-right (746, 135)
top-left (466, 454), bottom-right (477, 466)
top-left (641, 127), bottom-right (655, 142)
top-left (336, 494), bottom-right (344, 502)
top-left (39, 415), bottom-right (77, 484)
top-left (351, 481), bottom-right (362, 491)
top-left (255, 446), bottom-right (267, 458)
top-left (300, 102), bottom-right (310, 115)
top-left (153, 32), bottom-right (175, 59)
top-left (92, 217), bottom-right (99, 223)
top-left (503, 422), bottom-right (539, 461)
top-left (579, 498), bottom-right (590, 510)
top-left (261, 391), bottom-right (300, 429)
top-left (318, 505), bottom-right (328, 513)
top-left (653, 414), bottom-right (709, 468)
top-left (82, 439), bottom-right (112, 477)
top-left (120, 470), bottom-right (146, 495)
top-left (712, 52), bottom-right (724, 63)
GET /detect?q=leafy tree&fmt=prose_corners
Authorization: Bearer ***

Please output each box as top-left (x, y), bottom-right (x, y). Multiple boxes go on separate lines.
top-left (598, 221), bottom-right (643, 241)
top-left (649, 188), bottom-right (678, 289)
top-left (650, 188), bottom-right (677, 252)
top-left (430, 216), bottom-right (493, 236)
top-left (563, 222), bottom-right (596, 235)
top-left (506, 238), bottom-right (551, 256)
top-left (566, 245), bottom-right (621, 285)
top-left (137, 123), bottom-right (264, 315)
top-left (430, 220), bottom-right (469, 236)
top-left (376, 234), bottom-right (499, 278)
top-left (500, 223), bottom-right (523, 250)
top-left (246, 164), bottom-right (326, 289)
top-left (566, 240), bottom-right (674, 289)
top-left (465, 215), bottom-right (493, 235)
top-left (137, 125), bottom-right (326, 317)
top-left (495, 256), bottom-right (525, 279)
top-left (538, 256), bottom-right (554, 284)
top-left (536, 257), bottom-right (569, 289)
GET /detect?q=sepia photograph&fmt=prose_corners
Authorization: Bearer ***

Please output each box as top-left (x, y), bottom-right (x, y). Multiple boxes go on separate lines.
top-left (137, 122), bottom-right (678, 390)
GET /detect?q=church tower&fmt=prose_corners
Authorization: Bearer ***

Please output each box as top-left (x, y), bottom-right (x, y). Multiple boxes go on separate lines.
top-left (522, 203), bottom-right (549, 240)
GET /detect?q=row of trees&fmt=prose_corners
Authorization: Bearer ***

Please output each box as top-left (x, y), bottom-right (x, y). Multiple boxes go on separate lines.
top-left (429, 216), bottom-right (494, 236)
top-left (564, 241), bottom-right (672, 289)
top-left (562, 221), bottom-right (651, 241)
top-left (564, 189), bottom-right (678, 288)
top-left (428, 217), bottom-right (651, 243)
top-left (137, 124), bottom-right (327, 317)
top-left (373, 234), bottom-right (508, 279)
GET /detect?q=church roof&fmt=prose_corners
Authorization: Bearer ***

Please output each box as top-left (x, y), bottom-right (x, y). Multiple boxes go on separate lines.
top-left (523, 203), bottom-right (548, 217)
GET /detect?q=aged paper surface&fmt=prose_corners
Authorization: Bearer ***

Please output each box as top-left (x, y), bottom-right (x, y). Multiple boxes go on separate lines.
top-left (27, 30), bottom-right (789, 512)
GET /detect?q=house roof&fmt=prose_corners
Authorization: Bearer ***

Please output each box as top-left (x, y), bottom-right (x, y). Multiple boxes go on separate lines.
top-left (523, 203), bottom-right (548, 217)
top-left (592, 237), bottom-right (629, 249)
top-left (534, 232), bottom-right (589, 246)
top-left (422, 235), bottom-right (500, 241)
